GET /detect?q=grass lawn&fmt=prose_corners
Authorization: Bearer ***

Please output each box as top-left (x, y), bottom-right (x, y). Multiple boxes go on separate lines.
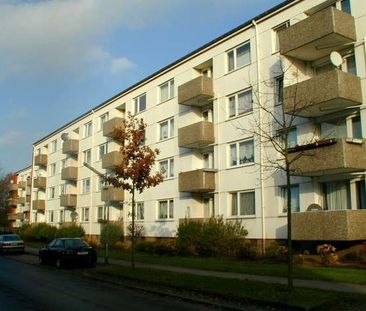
top-left (89, 265), bottom-right (366, 310)
top-left (98, 248), bottom-right (366, 285)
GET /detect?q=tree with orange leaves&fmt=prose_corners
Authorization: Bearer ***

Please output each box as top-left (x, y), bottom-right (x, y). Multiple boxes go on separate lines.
top-left (106, 112), bottom-right (163, 268)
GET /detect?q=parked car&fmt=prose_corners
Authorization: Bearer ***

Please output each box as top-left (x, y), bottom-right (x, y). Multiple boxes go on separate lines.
top-left (38, 238), bottom-right (97, 268)
top-left (0, 234), bottom-right (25, 254)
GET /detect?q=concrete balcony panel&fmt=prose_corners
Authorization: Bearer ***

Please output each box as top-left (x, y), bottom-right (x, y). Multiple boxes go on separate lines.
top-left (178, 76), bottom-right (214, 106)
top-left (178, 121), bottom-right (214, 148)
top-left (103, 117), bottom-right (124, 138)
top-left (101, 187), bottom-right (124, 202)
top-left (33, 199), bottom-right (45, 211)
top-left (34, 177), bottom-right (46, 189)
top-left (18, 197), bottom-right (26, 205)
top-left (9, 184), bottom-right (18, 192)
top-left (61, 167), bottom-right (78, 181)
top-left (179, 169), bottom-right (216, 193)
top-left (284, 70), bottom-right (362, 117)
top-left (278, 7), bottom-right (356, 61)
top-left (7, 213), bottom-right (17, 221)
top-left (289, 138), bottom-right (366, 176)
top-left (35, 154), bottom-right (48, 166)
top-left (102, 151), bottom-right (123, 170)
top-left (8, 199), bottom-right (18, 207)
top-left (60, 194), bottom-right (77, 207)
top-left (62, 139), bottom-right (79, 155)
top-left (292, 210), bottom-right (366, 241)
top-left (18, 181), bottom-right (27, 190)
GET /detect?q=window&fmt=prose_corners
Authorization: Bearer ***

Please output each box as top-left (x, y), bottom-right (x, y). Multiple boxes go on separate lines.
top-left (97, 206), bottom-right (105, 221)
top-left (159, 118), bottom-right (174, 140)
top-left (281, 184), bottom-right (300, 213)
top-left (49, 163), bottom-right (56, 176)
top-left (340, 0), bottom-right (351, 14)
top-left (59, 184), bottom-right (66, 195)
top-left (159, 158), bottom-right (174, 178)
top-left (275, 75), bottom-right (284, 105)
top-left (231, 191), bottom-right (255, 216)
top-left (344, 54), bottom-right (356, 75)
top-left (98, 143), bottom-right (108, 160)
top-left (51, 139), bottom-right (57, 153)
top-left (82, 207), bottom-right (89, 222)
top-left (60, 159), bottom-right (66, 172)
top-left (158, 199), bottom-right (174, 220)
top-left (159, 80), bottom-right (174, 103)
top-left (272, 21), bottom-right (290, 53)
top-left (277, 127), bottom-right (297, 149)
top-left (84, 121), bottom-right (93, 138)
top-left (135, 202), bottom-right (144, 221)
top-left (59, 210), bottom-right (64, 223)
top-left (203, 152), bottom-right (214, 169)
top-left (355, 180), bottom-right (366, 210)
top-left (351, 116), bottom-right (362, 138)
top-left (48, 211), bottom-right (54, 223)
top-left (99, 113), bottom-right (109, 130)
top-left (229, 139), bottom-right (254, 167)
top-left (49, 187), bottom-right (55, 199)
top-left (82, 178), bottom-right (91, 194)
top-left (134, 93), bottom-right (146, 113)
top-left (227, 41), bottom-right (251, 72)
top-left (97, 176), bottom-right (104, 191)
top-left (228, 89), bottom-right (252, 117)
top-left (322, 180), bottom-right (350, 211)
top-left (83, 149), bottom-right (92, 164)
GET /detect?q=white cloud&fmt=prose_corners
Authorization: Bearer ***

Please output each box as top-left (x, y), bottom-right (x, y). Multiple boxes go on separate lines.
top-left (110, 58), bottom-right (135, 75)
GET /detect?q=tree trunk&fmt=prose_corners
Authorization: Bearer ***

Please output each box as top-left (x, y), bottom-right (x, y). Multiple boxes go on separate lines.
top-left (131, 184), bottom-right (136, 269)
top-left (286, 162), bottom-right (293, 291)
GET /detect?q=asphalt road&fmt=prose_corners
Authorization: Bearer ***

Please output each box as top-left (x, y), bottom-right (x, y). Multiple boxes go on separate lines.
top-left (0, 254), bottom-right (217, 311)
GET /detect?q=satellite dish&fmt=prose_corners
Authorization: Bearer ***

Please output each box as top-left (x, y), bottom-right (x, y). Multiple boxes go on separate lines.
top-left (61, 133), bottom-right (69, 141)
top-left (330, 51), bottom-right (343, 67)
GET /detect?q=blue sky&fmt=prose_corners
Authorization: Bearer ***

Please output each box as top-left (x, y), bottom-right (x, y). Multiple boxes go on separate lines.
top-left (0, 0), bottom-right (283, 174)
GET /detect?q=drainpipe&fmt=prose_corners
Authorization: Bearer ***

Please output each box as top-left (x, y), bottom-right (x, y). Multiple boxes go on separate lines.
top-left (29, 145), bottom-right (35, 224)
top-left (253, 20), bottom-right (266, 255)
top-left (89, 109), bottom-right (95, 237)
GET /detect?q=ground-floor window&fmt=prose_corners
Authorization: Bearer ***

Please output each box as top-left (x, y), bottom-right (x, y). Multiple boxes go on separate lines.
top-left (322, 180), bottom-right (350, 210)
top-left (82, 207), bottom-right (90, 222)
top-left (158, 200), bottom-right (174, 220)
top-left (280, 184), bottom-right (300, 213)
top-left (230, 191), bottom-right (255, 216)
top-left (135, 202), bottom-right (144, 221)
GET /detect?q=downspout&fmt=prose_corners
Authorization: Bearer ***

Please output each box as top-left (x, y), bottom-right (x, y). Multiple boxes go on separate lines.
top-left (29, 145), bottom-right (35, 224)
top-left (89, 109), bottom-right (95, 237)
top-left (253, 20), bottom-right (266, 255)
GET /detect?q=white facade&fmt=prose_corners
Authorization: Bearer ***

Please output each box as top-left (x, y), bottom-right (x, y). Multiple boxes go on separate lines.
top-left (23, 0), bottom-right (366, 242)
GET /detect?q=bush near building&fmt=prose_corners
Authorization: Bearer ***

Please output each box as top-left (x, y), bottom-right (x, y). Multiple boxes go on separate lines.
top-left (100, 223), bottom-right (123, 248)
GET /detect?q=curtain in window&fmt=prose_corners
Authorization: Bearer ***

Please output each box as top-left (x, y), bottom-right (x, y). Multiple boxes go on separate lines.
top-left (240, 192), bottom-right (255, 215)
top-left (231, 193), bottom-right (238, 216)
top-left (160, 122), bottom-right (168, 140)
top-left (239, 140), bottom-right (254, 164)
top-left (169, 81), bottom-right (174, 98)
top-left (159, 201), bottom-right (168, 219)
top-left (160, 161), bottom-right (168, 178)
top-left (169, 200), bottom-right (174, 219)
top-left (281, 185), bottom-right (300, 213)
top-left (323, 181), bottom-right (350, 210)
top-left (227, 51), bottom-right (235, 71)
top-left (230, 144), bottom-right (237, 166)
top-left (236, 43), bottom-right (250, 67)
top-left (238, 90), bottom-right (252, 115)
top-left (169, 159), bottom-right (174, 178)
top-left (229, 96), bottom-right (236, 117)
top-left (160, 84), bottom-right (169, 102)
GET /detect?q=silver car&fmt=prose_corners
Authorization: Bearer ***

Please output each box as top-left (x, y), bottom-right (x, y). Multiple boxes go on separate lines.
top-left (0, 234), bottom-right (25, 254)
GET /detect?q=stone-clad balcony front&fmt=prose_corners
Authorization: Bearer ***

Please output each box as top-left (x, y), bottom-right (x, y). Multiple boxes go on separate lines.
top-left (102, 151), bottom-right (123, 170)
top-left (178, 121), bottom-right (214, 149)
top-left (34, 177), bottom-right (46, 189)
top-left (34, 154), bottom-right (48, 167)
top-left (33, 199), bottom-right (45, 211)
top-left (288, 138), bottom-right (366, 176)
top-left (178, 76), bottom-right (214, 106)
top-left (61, 167), bottom-right (78, 181)
top-left (103, 117), bottom-right (124, 138)
top-left (284, 69), bottom-right (362, 117)
top-left (60, 194), bottom-right (77, 207)
top-left (62, 139), bottom-right (79, 155)
top-left (292, 210), bottom-right (366, 241)
top-left (101, 187), bottom-right (124, 202)
top-left (278, 6), bottom-right (356, 61)
top-left (179, 169), bottom-right (216, 193)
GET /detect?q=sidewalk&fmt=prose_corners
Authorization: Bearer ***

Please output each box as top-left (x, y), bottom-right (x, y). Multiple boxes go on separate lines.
top-left (25, 247), bottom-right (366, 295)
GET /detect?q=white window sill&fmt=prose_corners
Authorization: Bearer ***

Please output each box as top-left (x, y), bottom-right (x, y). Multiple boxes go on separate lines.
top-left (158, 136), bottom-right (175, 143)
top-left (227, 162), bottom-right (255, 170)
top-left (156, 219), bottom-right (174, 222)
top-left (227, 215), bottom-right (256, 220)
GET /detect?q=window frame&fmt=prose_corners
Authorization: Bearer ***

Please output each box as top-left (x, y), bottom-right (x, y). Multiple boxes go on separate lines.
top-left (49, 163), bottom-right (56, 177)
top-left (98, 143), bottom-right (108, 161)
top-left (280, 184), bottom-right (300, 213)
top-left (227, 41), bottom-right (251, 72)
top-left (83, 149), bottom-right (92, 164)
top-left (134, 93), bottom-right (147, 114)
top-left (159, 157), bottom-right (174, 179)
top-left (135, 202), bottom-right (144, 221)
top-left (229, 139), bottom-right (255, 167)
top-left (82, 178), bottom-right (91, 194)
top-left (159, 79), bottom-right (175, 103)
top-left (159, 117), bottom-right (174, 141)
top-left (157, 199), bottom-right (174, 220)
top-left (230, 190), bottom-right (256, 217)
top-left (82, 207), bottom-right (90, 222)
top-left (228, 88), bottom-right (253, 118)
top-left (83, 121), bottom-right (93, 138)
top-left (99, 113), bottom-right (109, 131)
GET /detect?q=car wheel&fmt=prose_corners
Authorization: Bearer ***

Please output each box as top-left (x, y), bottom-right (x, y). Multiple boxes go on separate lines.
top-left (56, 258), bottom-right (63, 269)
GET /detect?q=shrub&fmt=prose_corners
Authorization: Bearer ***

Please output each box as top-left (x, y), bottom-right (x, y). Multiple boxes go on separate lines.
top-left (55, 224), bottom-right (85, 239)
top-left (18, 223), bottom-right (31, 240)
top-left (236, 243), bottom-right (258, 260)
top-left (100, 223), bottom-right (123, 247)
top-left (136, 240), bottom-right (156, 253)
top-left (176, 216), bottom-right (248, 257)
top-left (20, 223), bottom-right (57, 242)
top-left (317, 243), bottom-right (338, 265)
top-left (153, 240), bottom-right (176, 256)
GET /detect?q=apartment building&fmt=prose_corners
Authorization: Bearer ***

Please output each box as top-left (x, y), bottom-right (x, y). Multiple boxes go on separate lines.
top-left (13, 0), bottom-right (366, 245)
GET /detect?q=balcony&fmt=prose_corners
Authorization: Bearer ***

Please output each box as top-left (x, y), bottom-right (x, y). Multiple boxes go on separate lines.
top-left (102, 151), bottom-right (123, 170)
top-left (284, 69), bottom-right (362, 117)
top-left (101, 187), bottom-right (124, 202)
top-left (9, 184), bottom-right (18, 192)
top-left (103, 117), bottom-right (124, 138)
top-left (8, 198), bottom-right (18, 207)
top-left (178, 121), bottom-right (214, 148)
top-left (18, 197), bottom-right (26, 205)
top-left (178, 76), bottom-right (214, 106)
top-left (278, 7), bottom-right (356, 61)
top-left (289, 138), bottom-right (366, 176)
top-left (60, 194), bottom-right (77, 207)
top-left (61, 167), bottom-right (78, 181)
top-left (7, 213), bottom-right (17, 221)
top-left (34, 154), bottom-right (48, 166)
top-left (179, 169), bottom-right (215, 193)
top-left (292, 210), bottom-right (366, 241)
top-left (62, 139), bottom-right (79, 155)
top-left (33, 199), bottom-right (45, 211)
top-left (34, 177), bottom-right (46, 189)
top-left (18, 181), bottom-right (27, 189)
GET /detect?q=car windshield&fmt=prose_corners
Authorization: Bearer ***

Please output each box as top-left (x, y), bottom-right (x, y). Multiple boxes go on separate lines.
top-left (3, 235), bottom-right (21, 241)
top-left (64, 239), bottom-right (89, 248)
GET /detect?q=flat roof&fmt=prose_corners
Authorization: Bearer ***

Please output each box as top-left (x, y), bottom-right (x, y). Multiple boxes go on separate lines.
top-left (34, 0), bottom-right (297, 146)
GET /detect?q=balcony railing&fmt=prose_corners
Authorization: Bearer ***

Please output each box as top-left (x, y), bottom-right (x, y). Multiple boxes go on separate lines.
top-left (60, 194), bottom-right (77, 207)
top-left (33, 177), bottom-right (46, 189)
top-left (33, 199), bottom-right (45, 211)
top-left (178, 76), bottom-right (214, 106)
top-left (284, 69), bottom-right (362, 117)
top-left (179, 169), bottom-right (216, 193)
top-left (103, 117), bottom-right (124, 138)
top-left (34, 154), bottom-right (48, 166)
top-left (278, 7), bottom-right (356, 61)
top-left (178, 121), bottom-right (214, 148)
top-left (102, 151), bottom-right (123, 170)
top-left (292, 210), bottom-right (366, 240)
top-left (101, 187), bottom-right (124, 202)
top-left (288, 138), bottom-right (366, 176)
top-left (61, 167), bottom-right (78, 181)
top-left (62, 139), bottom-right (79, 155)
